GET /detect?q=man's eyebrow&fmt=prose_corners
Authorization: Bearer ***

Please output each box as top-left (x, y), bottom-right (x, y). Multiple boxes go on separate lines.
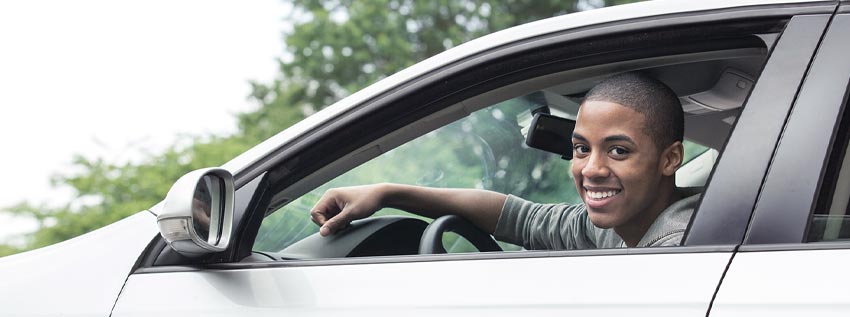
top-left (604, 134), bottom-right (636, 144)
top-left (571, 132), bottom-right (636, 144)
top-left (572, 132), bottom-right (587, 141)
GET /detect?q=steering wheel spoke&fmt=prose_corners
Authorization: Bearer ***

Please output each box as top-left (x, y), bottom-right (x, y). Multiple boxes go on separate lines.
top-left (419, 215), bottom-right (502, 254)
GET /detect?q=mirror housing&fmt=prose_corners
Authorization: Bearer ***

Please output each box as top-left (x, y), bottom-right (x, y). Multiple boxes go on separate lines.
top-left (525, 112), bottom-right (575, 160)
top-left (157, 168), bottom-right (235, 257)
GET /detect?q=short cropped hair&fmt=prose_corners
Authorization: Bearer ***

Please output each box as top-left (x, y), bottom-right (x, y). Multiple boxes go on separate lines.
top-left (583, 72), bottom-right (684, 150)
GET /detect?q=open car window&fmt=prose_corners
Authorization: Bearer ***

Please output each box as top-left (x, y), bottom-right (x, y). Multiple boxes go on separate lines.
top-left (254, 91), bottom-right (727, 257)
top-left (254, 94), bottom-right (577, 254)
top-left (248, 19), bottom-right (778, 260)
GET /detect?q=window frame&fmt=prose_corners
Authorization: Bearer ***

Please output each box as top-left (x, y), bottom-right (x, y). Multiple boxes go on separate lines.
top-left (685, 13), bottom-right (833, 246)
top-left (743, 12), bottom-right (850, 248)
top-left (236, 14), bottom-right (820, 263)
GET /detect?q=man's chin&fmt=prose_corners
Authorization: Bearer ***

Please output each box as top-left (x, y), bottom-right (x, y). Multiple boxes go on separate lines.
top-left (587, 211), bottom-right (618, 229)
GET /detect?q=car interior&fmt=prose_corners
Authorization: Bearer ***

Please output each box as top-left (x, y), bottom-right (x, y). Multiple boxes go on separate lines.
top-left (227, 28), bottom-right (781, 263)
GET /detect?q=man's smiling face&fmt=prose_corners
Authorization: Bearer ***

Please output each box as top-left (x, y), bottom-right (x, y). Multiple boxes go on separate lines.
top-left (571, 100), bottom-right (669, 230)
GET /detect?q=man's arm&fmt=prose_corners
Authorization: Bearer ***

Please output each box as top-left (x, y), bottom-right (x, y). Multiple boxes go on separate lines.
top-left (310, 183), bottom-right (507, 236)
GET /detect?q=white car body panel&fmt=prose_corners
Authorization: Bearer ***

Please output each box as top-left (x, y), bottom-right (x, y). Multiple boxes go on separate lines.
top-left (0, 211), bottom-right (157, 316)
top-left (219, 0), bottom-right (815, 182)
top-left (113, 251), bottom-right (731, 316)
top-left (710, 249), bottom-right (850, 316)
top-left (2, 1), bottom-right (840, 316)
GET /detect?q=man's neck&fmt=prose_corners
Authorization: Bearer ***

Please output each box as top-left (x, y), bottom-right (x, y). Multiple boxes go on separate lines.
top-left (615, 184), bottom-right (681, 247)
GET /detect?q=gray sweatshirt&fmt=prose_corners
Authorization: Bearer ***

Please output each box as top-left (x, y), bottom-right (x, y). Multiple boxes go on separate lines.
top-left (493, 189), bottom-right (700, 249)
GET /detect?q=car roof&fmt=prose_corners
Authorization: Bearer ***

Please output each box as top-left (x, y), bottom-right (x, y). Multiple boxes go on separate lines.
top-left (221, 0), bottom-right (818, 176)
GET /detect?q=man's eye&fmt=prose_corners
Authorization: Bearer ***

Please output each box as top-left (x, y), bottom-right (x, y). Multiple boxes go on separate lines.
top-left (574, 145), bottom-right (590, 154)
top-left (609, 147), bottom-right (629, 156)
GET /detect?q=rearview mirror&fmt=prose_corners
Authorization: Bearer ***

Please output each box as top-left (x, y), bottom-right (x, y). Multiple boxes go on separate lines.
top-left (525, 112), bottom-right (575, 160)
top-left (157, 168), bottom-right (235, 257)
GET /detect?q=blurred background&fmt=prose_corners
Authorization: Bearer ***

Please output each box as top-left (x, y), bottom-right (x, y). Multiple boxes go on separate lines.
top-left (0, 0), bottom-right (638, 257)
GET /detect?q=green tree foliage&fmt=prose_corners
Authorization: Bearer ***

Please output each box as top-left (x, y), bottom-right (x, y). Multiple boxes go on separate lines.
top-left (249, 0), bottom-right (629, 132)
top-left (0, 0), bottom-right (638, 257)
top-left (0, 135), bottom-right (255, 256)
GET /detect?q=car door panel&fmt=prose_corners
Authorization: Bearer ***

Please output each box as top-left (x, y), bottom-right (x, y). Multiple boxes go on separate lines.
top-left (710, 12), bottom-right (850, 317)
top-left (0, 211), bottom-right (157, 317)
top-left (710, 248), bottom-right (850, 317)
top-left (113, 250), bottom-right (731, 317)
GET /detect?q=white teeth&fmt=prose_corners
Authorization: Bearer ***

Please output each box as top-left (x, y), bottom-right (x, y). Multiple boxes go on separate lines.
top-left (587, 190), bottom-right (620, 199)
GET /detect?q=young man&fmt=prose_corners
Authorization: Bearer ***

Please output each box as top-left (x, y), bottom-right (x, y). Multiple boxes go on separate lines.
top-left (311, 72), bottom-right (697, 249)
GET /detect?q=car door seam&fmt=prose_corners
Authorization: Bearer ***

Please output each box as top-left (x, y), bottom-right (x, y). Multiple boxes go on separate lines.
top-left (704, 244), bottom-right (739, 317)
top-left (107, 270), bottom-right (133, 317)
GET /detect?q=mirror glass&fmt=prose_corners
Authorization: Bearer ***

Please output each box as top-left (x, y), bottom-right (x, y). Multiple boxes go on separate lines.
top-left (525, 112), bottom-right (575, 160)
top-left (193, 175), bottom-right (223, 245)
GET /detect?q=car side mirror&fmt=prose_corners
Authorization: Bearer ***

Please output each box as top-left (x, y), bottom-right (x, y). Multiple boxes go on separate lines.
top-left (525, 112), bottom-right (575, 160)
top-left (157, 168), bottom-right (235, 257)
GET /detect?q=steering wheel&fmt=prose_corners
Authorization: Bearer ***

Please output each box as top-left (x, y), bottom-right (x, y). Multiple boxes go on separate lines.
top-left (418, 215), bottom-right (503, 254)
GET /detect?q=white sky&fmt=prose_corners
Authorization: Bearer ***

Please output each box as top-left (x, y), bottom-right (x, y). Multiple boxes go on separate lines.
top-left (0, 0), bottom-right (287, 243)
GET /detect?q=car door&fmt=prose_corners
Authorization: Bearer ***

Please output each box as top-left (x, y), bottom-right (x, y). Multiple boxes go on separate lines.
top-left (710, 7), bottom-right (850, 317)
top-left (112, 2), bottom-right (834, 317)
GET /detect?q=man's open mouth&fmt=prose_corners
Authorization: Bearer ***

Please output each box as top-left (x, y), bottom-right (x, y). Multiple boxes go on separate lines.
top-left (585, 188), bottom-right (622, 200)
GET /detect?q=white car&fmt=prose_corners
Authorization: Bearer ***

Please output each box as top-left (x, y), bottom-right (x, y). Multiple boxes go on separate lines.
top-left (3, 0), bottom-right (850, 316)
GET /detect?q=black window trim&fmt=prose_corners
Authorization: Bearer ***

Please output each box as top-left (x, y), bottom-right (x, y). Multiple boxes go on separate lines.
top-left (744, 11), bottom-right (850, 247)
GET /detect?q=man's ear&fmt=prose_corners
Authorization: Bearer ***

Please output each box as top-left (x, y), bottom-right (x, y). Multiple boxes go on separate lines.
top-left (660, 141), bottom-right (684, 176)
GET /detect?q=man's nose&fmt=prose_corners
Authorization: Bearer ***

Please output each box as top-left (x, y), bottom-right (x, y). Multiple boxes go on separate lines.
top-left (581, 152), bottom-right (611, 179)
